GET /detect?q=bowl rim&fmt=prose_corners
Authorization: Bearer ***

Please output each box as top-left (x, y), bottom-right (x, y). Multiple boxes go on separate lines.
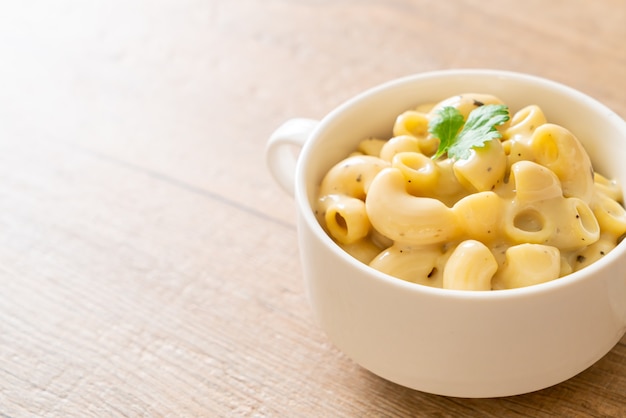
top-left (295, 68), bottom-right (626, 300)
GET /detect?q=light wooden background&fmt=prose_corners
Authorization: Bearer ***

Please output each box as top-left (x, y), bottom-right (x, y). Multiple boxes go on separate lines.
top-left (1, 0), bottom-right (625, 416)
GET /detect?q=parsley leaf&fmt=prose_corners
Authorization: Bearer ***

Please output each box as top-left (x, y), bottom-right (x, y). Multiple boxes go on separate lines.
top-left (429, 106), bottom-right (464, 160)
top-left (429, 104), bottom-right (510, 160)
top-left (449, 104), bottom-right (510, 159)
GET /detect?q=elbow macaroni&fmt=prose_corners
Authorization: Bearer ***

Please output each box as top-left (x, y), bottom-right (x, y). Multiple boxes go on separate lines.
top-left (443, 240), bottom-right (498, 291)
top-left (315, 93), bottom-right (626, 290)
top-left (365, 167), bottom-right (461, 245)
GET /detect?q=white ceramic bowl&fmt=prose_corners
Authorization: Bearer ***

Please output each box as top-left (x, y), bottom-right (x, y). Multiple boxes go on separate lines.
top-left (265, 69), bottom-right (626, 398)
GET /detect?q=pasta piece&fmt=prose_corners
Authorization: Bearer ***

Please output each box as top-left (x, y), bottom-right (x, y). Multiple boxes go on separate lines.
top-left (591, 192), bottom-right (626, 239)
top-left (369, 243), bottom-right (443, 287)
top-left (392, 110), bottom-right (430, 139)
top-left (318, 194), bottom-right (370, 244)
top-left (452, 191), bottom-right (504, 244)
top-left (442, 240), bottom-right (497, 291)
top-left (502, 105), bottom-right (547, 166)
top-left (392, 151), bottom-right (475, 204)
top-left (510, 160), bottom-right (562, 203)
top-left (379, 135), bottom-right (421, 162)
top-left (431, 158), bottom-right (467, 204)
top-left (453, 137), bottom-right (507, 192)
top-left (338, 238), bottom-right (385, 265)
top-left (545, 197), bottom-right (600, 250)
top-left (503, 105), bottom-right (547, 141)
top-left (365, 168), bottom-right (461, 245)
top-left (357, 137), bottom-right (387, 157)
top-left (391, 152), bottom-right (438, 197)
top-left (493, 244), bottom-right (561, 289)
top-left (530, 124), bottom-right (594, 203)
top-left (504, 162), bottom-right (599, 250)
top-left (504, 202), bottom-right (555, 245)
top-left (416, 135), bottom-right (439, 157)
top-left (504, 198), bottom-right (599, 251)
top-left (415, 103), bottom-right (435, 113)
top-left (594, 173), bottom-right (624, 203)
top-left (569, 233), bottom-right (617, 271)
top-left (318, 155), bottom-right (389, 199)
top-left (390, 153), bottom-right (467, 204)
top-left (503, 161), bottom-right (560, 244)
top-left (392, 110), bottom-right (438, 156)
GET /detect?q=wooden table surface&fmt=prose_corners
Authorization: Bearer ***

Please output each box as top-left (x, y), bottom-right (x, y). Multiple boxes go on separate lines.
top-left (1, 0), bottom-right (625, 416)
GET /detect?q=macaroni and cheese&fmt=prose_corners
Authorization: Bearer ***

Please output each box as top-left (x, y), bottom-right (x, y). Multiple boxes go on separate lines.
top-left (315, 93), bottom-right (626, 290)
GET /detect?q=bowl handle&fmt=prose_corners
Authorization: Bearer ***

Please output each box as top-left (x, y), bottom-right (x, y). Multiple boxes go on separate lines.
top-left (266, 118), bottom-right (319, 196)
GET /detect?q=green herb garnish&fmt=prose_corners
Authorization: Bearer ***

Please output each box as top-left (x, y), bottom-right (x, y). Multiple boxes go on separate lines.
top-left (429, 104), bottom-right (510, 160)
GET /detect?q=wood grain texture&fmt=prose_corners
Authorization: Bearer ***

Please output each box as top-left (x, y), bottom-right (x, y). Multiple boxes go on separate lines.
top-left (0, 0), bottom-right (625, 416)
